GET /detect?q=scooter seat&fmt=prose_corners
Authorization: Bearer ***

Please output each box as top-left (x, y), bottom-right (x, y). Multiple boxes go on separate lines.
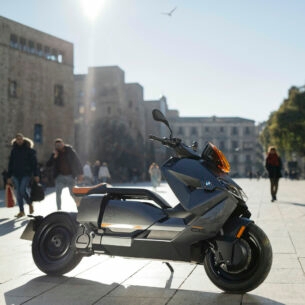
top-left (73, 183), bottom-right (108, 196)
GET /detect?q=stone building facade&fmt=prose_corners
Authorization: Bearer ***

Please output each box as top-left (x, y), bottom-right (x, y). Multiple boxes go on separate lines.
top-left (0, 16), bottom-right (74, 187)
top-left (74, 66), bottom-right (147, 177)
top-left (168, 112), bottom-right (257, 176)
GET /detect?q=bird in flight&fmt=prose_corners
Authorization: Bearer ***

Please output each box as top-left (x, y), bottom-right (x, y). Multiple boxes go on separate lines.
top-left (162, 6), bottom-right (177, 17)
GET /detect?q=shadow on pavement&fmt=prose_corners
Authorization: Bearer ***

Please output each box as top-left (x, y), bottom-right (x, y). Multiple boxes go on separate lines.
top-left (280, 200), bottom-right (305, 207)
top-left (4, 275), bottom-right (285, 305)
top-left (0, 216), bottom-right (28, 237)
top-left (0, 217), bottom-right (10, 223)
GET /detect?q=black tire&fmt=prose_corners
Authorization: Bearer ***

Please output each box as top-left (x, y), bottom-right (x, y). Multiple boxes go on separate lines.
top-left (32, 212), bottom-right (83, 275)
top-left (203, 223), bottom-right (272, 293)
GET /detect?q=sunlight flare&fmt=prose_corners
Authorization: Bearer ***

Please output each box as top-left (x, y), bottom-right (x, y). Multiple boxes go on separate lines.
top-left (80, 0), bottom-right (105, 21)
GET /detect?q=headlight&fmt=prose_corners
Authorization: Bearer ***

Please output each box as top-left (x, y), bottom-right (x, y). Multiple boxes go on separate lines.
top-left (218, 177), bottom-right (248, 201)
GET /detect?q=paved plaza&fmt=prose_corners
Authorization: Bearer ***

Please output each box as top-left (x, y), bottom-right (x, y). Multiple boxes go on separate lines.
top-left (1, 178), bottom-right (305, 305)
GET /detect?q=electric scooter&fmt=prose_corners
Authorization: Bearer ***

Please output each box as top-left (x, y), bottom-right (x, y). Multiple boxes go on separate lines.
top-left (22, 109), bottom-right (272, 293)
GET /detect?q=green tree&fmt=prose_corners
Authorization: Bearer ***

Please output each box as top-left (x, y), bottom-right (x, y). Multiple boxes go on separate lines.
top-left (261, 87), bottom-right (305, 159)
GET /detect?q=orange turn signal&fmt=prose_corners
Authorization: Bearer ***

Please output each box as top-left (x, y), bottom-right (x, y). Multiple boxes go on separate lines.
top-left (236, 225), bottom-right (246, 238)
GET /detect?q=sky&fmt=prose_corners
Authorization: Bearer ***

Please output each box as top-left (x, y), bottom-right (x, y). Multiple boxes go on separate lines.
top-left (2, 0), bottom-right (305, 124)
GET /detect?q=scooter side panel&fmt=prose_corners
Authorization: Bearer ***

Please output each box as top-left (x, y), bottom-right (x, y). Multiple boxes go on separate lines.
top-left (77, 195), bottom-right (104, 226)
top-left (98, 240), bottom-right (183, 261)
top-left (169, 197), bottom-right (238, 260)
top-left (101, 200), bottom-right (166, 232)
top-left (162, 158), bottom-right (227, 215)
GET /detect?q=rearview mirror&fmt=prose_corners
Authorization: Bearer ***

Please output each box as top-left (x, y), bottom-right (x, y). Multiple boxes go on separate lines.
top-left (152, 109), bottom-right (168, 124)
top-left (152, 109), bottom-right (173, 138)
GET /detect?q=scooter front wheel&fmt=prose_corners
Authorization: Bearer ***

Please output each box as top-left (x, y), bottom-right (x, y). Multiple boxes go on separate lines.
top-left (203, 223), bottom-right (272, 293)
top-left (32, 212), bottom-right (82, 275)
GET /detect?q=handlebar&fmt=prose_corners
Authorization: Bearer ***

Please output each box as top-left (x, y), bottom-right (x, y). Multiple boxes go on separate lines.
top-left (149, 135), bottom-right (200, 159)
top-left (149, 135), bottom-right (164, 142)
top-left (149, 135), bottom-right (181, 147)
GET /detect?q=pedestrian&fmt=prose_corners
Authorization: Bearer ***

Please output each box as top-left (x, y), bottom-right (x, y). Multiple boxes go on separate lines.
top-left (83, 161), bottom-right (93, 185)
top-left (265, 146), bottom-right (282, 202)
top-left (148, 162), bottom-right (161, 190)
top-left (7, 133), bottom-right (40, 218)
top-left (46, 138), bottom-right (83, 210)
top-left (98, 162), bottom-right (111, 183)
top-left (92, 160), bottom-right (100, 184)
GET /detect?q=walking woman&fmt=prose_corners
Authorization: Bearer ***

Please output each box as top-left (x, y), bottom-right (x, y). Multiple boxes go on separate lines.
top-left (148, 162), bottom-right (161, 190)
top-left (265, 146), bottom-right (282, 202)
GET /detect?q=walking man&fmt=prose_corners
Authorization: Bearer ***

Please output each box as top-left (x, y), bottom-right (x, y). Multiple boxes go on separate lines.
top-left (47, 138), bottom-right (83, 210)
top-left (7, 133), bottom-right (40, 217)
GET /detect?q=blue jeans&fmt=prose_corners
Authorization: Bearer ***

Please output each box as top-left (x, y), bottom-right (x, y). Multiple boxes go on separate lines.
top-left (55, 174), bottom-right (76, 210)
top-left (12, 176), bottom-right (31, 212)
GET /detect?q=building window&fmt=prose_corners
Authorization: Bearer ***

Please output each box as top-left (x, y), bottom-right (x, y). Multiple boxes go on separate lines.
top-left (232, 141), bottom-right (239, 151)
top-left (20, 37), bottom-right (27, 51)
top-left (58, 51), bottom-right (63, 63)
top-left (219, 141), bottom-right (225, 151)
top-left (54, 84), bottom-right (64, 106)
top-left (37, 43), bottom-right (43, 56)
top-left (243, 142), bottom-right (253, 151)
top-left (205, 126), bottom-right (209, 132)
top-left (34, 124), bottom-right (43, 144)
top-left (232, 126), bottom-right (238, 135)
top-left (107, 106), bottom-right (111, 115)
top-left (51, 48), bottom-right (58, 61)
top-left (220, 126), bottom-right (224, 132)
top-left (178, 127), bottom-right (184, 135)
top-left (9, 34), bottom-right (63, 64)
top-left (8, 80), bottom-right (17, 98)
top-left (45, 46), bottom-right (51, 60)
top-left (244, 126), bottom-right (250, 135)
top-left (191, 127), bottom-right (198, 136)
top-left (128, 100), bottom-right (133, 108)
top-left (246, 155), bottom-right (251, 162)
top-left (10, 34), bottom-right (19, 48)
top-left (28, 40), bottom-right (36, 54)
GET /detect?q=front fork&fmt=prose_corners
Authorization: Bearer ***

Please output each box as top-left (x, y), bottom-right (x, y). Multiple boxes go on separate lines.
top-left (211, 217), bottom-right (253, 268)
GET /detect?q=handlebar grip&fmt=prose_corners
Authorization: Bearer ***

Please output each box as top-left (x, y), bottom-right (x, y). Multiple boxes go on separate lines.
top-left (149, 135), bottom-right (163, 142)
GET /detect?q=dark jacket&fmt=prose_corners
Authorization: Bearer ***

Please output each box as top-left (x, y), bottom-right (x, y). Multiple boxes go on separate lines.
top-left (265, 154), bottom-right (282, 179)
top-left (46, 145), bottom-right (83, 178)
top-left (8, 138), bottom-right (39, 178)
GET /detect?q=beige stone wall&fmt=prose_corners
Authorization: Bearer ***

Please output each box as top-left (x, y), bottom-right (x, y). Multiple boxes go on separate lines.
top-left (0, 16), bottom-right (74, 187)
top-left (125, 83), bottom-right (145, 139)
top-left (74, 67), bottom-right (148, 160)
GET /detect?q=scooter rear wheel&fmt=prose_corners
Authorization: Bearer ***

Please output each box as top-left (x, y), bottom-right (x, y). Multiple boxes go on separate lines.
top-left (32, 212), bottom-right (82, 275)
top-left (203, 223), bottom-right (272, 293)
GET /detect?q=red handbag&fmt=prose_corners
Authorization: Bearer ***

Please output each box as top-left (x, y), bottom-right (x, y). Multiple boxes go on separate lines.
top-left (5, 184), bottom-right (16, 208)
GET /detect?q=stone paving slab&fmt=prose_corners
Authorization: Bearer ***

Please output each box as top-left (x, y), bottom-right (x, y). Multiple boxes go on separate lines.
top-left (0, 179), bottom-right (305, 304)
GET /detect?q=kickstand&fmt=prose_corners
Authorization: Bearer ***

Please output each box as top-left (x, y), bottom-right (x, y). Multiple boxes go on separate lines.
top-left (163, 262), bottom-right (174, 289)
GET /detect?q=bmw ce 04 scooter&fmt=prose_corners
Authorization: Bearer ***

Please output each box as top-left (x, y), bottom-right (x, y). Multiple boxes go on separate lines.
top-left (22, 109), bottom-right (272, 293)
